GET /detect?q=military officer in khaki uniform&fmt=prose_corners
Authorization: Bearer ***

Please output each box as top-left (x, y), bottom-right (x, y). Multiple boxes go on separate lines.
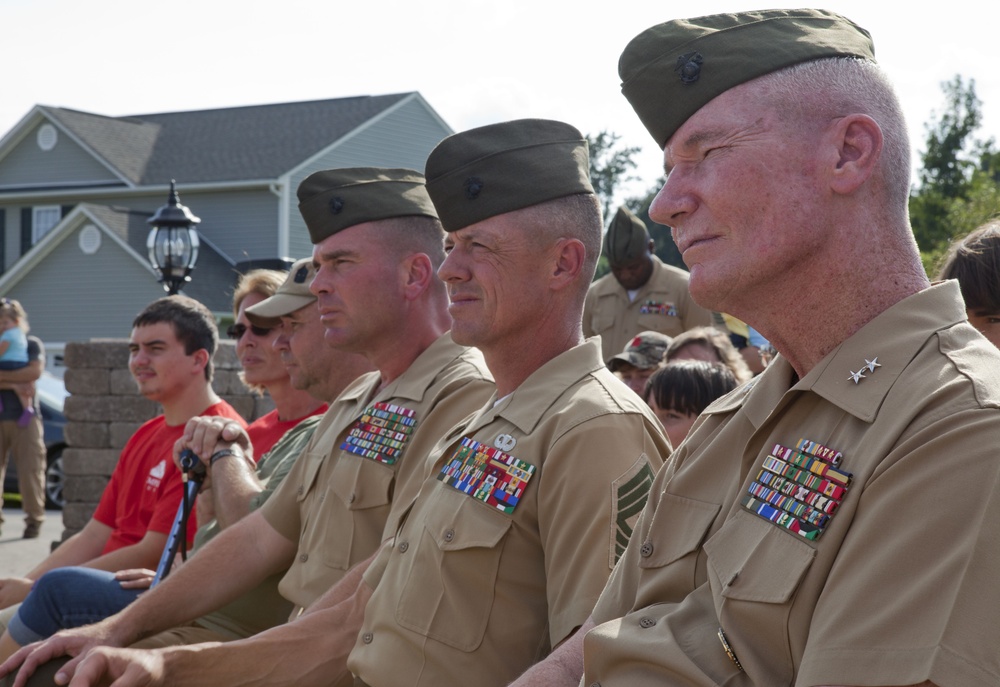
top-left (584, 204), bottom-right (712, 362)
top-left (346, 119), bottom-right (670, 687)
top-left (3, 169), bottom-right (494, 687)
top-left (510, 9), bottom-right (1000, 687)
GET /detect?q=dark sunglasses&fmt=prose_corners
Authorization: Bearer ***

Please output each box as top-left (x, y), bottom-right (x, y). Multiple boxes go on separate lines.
top-left (227, 323), bottom-right (272, 340)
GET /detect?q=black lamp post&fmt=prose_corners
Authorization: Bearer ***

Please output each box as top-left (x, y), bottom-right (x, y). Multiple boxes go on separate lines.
top-left (147, 180), bottom-right (200, 295)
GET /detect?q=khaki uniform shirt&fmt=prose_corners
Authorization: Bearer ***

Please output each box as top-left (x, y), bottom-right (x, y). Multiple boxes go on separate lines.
top-left (193, 417), bottom-right (322, 640)
top-left (260, 333), bottom-right (494, 615)
top-left (583, 256), bottom-right (713, 362)
top-left (585, 282), bottom-right (1000, 686)
top-left (349, 338), bottom-right (671, 687)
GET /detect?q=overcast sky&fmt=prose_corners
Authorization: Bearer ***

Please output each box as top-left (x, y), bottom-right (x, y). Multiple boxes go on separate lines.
top-left (3, 0), bottom-right (998, 201)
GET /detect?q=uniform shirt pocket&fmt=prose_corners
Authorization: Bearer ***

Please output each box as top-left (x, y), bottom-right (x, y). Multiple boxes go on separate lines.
top-left (704, 510), bottom-right (815, 604)
top-left (639, 492), bottom-right (720, 571)
top-left (703, 509), bottom-right (816, 685)
top-left (316, 455), bottom-right (394, 572)
top-left (395, 487), bottom-right (512, 651)
top-left (590, 299), bottom-right (617, 334)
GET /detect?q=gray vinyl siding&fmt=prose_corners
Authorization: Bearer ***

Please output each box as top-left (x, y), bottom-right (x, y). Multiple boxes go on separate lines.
top-left (172, 189), bottom-right (279, 260)
top-left (0, 125), bottom-right (122, 187)
top-left (286, 99), bottom-right (452, 258)
top-left (5, 226), bottom-right (162, 343)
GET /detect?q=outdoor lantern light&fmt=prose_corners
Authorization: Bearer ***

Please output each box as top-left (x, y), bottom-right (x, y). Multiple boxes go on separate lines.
top-left (147, 180), bottom-right (201, 295)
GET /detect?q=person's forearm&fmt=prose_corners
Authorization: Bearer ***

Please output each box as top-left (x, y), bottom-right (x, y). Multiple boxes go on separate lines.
top-left (107, 515), bottom-right (294, 645)
top-left (0, 361), bottom-right (42, 384)
top-left (24, 529), bottom-right (106, 580)
top-left (158, 571), bottom-right (373, 687)
top-left (207, 453), bottom-right (263, 530)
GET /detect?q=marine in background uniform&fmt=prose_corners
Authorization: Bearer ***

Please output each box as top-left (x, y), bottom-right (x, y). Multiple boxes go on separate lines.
top-left (584, 205), bottom-right (712, 362)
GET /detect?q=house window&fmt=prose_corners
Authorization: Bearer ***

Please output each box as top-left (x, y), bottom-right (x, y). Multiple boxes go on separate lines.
top-left (32, 206), bottom-right (61, 243)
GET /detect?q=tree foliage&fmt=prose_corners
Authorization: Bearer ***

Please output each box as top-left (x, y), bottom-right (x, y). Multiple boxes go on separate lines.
top-left (586, 130), bottom-right (641, 223)
top-left (910, 75), bottom-right (1000, 274)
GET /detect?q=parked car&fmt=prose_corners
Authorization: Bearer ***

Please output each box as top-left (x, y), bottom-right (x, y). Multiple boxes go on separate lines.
top-left (2, 372), bottom-right (67, 509)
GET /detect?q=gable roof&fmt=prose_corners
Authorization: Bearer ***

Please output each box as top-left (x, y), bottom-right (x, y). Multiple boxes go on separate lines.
top-left (39, 92), bottom-right (416, 186)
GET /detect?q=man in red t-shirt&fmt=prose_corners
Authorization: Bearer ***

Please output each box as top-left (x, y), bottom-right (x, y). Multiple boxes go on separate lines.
top-left (0, 296), bottom-right (244, 645)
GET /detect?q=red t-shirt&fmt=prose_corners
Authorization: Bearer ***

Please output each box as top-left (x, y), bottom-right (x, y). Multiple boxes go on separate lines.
top-left (91, 401), bottom-right (246, 554)
top-left (245, 405), bottom-right (328, 460)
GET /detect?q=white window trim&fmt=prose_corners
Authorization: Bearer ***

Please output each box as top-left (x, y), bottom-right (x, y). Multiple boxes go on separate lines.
top-left (32, 205), bottom-right (62, 244)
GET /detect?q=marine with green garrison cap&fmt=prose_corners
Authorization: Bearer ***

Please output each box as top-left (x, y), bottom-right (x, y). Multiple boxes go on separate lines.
top-left (510, 8), bottom-right (1000, 687)
top-left (345, 118), bottom-right (669, 687)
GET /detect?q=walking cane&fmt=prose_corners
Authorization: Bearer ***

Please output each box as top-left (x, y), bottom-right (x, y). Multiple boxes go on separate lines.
top-left (151, 449), bottom-right (205, 587)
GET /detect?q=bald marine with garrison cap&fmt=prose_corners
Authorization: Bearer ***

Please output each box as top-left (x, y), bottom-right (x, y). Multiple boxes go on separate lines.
top-left (511, 8), bottom-right (1000, 687)
top-left (584, 203), bottom-right (712, 363)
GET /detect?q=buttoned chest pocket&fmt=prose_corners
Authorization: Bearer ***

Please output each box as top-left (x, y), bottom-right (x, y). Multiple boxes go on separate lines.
top-left (312, 454), bottom-right (394, 574)
top-left (395, 487), bottom-right (512, 651)
top-left (590, 299), bottom-right (616, 334)
top-left (703, 510), bottom-right (816, 686)
top-left (295, 449), bottom-right (327, 504)
top-left (637, 492), bottom-right (721, 595)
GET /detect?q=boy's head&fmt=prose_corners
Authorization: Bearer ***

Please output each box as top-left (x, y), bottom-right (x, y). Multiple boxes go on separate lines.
top-left (132, 295), bottom-right (218, 381)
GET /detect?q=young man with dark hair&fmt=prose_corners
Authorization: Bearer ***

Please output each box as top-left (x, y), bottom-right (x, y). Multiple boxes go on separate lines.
top-left (0, 295), bottom-right (244, 657)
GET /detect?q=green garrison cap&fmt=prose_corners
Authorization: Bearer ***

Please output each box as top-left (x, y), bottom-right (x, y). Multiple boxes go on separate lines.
top-left (244, 257), bottom-right (316, 328)
top-left (605, 205), bottom-right (650, 265)
top-left (298, 167), bottom-right (438, 244)
top-left (619, 9), bottom-right (876, 148)
top-left (425, 119), bottom-right (594, 232)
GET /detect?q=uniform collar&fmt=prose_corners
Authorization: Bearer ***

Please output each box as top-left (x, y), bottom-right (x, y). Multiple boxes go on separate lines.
top-left (336, 332), bottom-right (469, 405)
top-left (470, 337), bottom-right (606, 435)
top-left (705, 283), bottom-right (967, 426)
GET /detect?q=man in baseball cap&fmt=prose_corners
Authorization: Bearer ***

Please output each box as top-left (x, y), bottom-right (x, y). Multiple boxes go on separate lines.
top-left (607, 330), bottom-right (671, 396)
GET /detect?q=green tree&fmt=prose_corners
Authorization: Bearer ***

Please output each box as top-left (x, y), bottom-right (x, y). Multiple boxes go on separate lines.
top-left (909, 75), bottom-right (1000, 273)
top-left (587, 130), bottom-right (641, 223)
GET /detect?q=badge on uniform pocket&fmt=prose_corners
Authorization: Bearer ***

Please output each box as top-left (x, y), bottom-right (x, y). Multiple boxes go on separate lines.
top-left (339, 401), bottom-right (418, 465)
top-left (437, 436), bottom-right (536, 514)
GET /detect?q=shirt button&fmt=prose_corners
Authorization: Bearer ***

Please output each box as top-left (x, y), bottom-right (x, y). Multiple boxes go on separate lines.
top-left (589, 683), bottom-right (601, 687)
top-left (443, 529), bottom-right (455, 542)
top-left (297, 486), bottom-right (304, 496)
top-left (299, 553), bottom-right (308, 563)
top-left (349, 492), bottom-right (356, 504)
top-left (398, 541), bottom-right (409, 553)
top-left (639, 542), bottom-right (654, 557)
top-left (362, 632), bottom-right (373, 644)
top-left (639, 617), bottom-right (656, 628)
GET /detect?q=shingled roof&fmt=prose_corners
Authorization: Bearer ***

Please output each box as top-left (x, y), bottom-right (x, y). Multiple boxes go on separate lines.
top-left (43, 93), bottom-right (414, 186)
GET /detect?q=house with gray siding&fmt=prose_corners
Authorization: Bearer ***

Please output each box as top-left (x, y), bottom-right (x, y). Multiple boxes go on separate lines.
top-left (0, 92), bottom-right (452, 354)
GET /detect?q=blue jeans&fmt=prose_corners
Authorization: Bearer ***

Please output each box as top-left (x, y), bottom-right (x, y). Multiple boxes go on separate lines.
top-left (7, 568), bottom-right (141, 645)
